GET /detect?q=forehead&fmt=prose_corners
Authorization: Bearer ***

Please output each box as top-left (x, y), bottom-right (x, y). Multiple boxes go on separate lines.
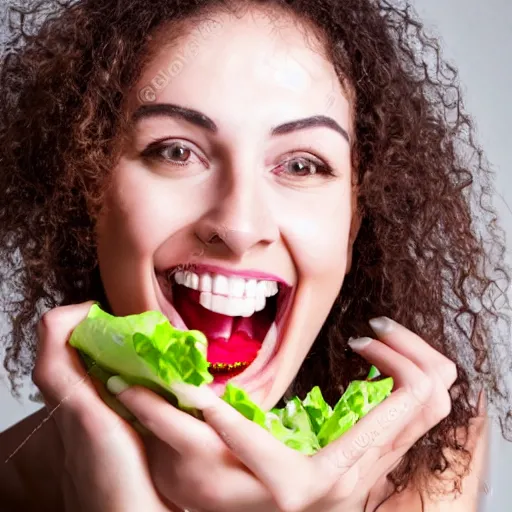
top-left (126, 6), bottom-right (350, 129)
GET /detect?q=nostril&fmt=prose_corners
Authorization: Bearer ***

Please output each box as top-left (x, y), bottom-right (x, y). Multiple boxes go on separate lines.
top-left (207, 233), bottom-right (223, 244)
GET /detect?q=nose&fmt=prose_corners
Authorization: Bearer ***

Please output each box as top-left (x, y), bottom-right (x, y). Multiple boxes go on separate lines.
top-left (195, 174), bottom-right (279, 258)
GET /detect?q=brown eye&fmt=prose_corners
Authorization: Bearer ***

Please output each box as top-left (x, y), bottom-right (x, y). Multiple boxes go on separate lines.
top-left (160, 142), bottom-right (192, 165)
top-left (141, 140), bottom-right (203, 168)
top-left (285, 157), bottom-right (318, 176)
top-left (276, 155), bottom-right (335, 179)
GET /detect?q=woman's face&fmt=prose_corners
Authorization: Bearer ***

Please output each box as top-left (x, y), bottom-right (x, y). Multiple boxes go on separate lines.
top-left (96, 7), bottom-right (359, 409)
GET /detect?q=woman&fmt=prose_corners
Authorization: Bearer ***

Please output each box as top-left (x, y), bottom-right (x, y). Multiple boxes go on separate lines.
top-left (0, 0), bottom-right (508, 510)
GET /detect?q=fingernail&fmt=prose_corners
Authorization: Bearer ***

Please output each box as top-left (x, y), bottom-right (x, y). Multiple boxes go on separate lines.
top-left (106, 376), bottom-right (131, 396)
top-left (348, 336), bottom-right (373, 350)
top-left (171, 382), bottom-right (218, 410)
top-left (369, 316), bottom-right (394, 335)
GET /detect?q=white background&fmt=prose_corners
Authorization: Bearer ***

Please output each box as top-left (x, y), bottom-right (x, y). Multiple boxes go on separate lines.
top-left (1, 1), bottom-right (511, 510)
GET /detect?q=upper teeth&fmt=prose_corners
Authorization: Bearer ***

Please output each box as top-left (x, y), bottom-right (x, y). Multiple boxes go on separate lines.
top-left (172, 270), bottom-right (279, 317)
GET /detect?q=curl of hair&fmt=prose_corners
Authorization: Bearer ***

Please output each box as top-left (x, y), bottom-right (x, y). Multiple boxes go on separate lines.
top-left (1, 0), bottom-right (511, 503)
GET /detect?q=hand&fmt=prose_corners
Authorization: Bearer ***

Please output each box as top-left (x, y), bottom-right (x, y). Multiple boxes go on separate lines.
top-left (32, 301), bottom-right (172, 512)
top-left (111, 316), bottom-right (458, 512)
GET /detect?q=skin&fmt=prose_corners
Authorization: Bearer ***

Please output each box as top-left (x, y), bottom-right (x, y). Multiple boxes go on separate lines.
top-left (0, 6), bottom-right (489, 512)
top-left (96, 8), bottom-right (359, 410)
top-left (25, 302), bottom-right (484, 512)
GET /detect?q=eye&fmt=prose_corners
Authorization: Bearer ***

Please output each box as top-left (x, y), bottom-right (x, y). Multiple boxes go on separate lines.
top-left (141, 140), bottom-right (203, 167)
top-left (275, 154), bottom-right (336, 179)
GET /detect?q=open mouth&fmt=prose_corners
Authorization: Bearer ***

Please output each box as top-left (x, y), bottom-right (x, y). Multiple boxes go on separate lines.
top-left (155, 264), bottom-right (294, 393)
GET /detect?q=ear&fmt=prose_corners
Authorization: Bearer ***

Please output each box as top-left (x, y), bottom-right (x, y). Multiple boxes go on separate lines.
top-left (345, 190), bottom-right (361, 274)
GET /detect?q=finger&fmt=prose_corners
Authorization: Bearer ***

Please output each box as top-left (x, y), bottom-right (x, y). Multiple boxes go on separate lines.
top-left (90, 373), bottom-right (152, 435)
top-left (315, 337), bottom-right (436, 479)
top-left (32, 301), bottom-right (98, 408)
top-left (166, 383), bottom-right (323, 510)
top-left (144, 436), bottom-right (275, 512)
top-left (113, 381), bottom-right (278, 511)
top-left (347, 335), bottom-right (431, 400)
top-left (32, 301), bottom-right (122, 440)
top-left (368, 316), bottom-right (457, 388)
top-left (109, 377), bottom-right (221, 455)
top-left (329, 318), bottom-right (456, 495)
top-left (319, 334), bottom-right (455, 497)
top-left (315, 386), bottom-right (416, 484)
top-left (364, 382), bottom-right (459, 491)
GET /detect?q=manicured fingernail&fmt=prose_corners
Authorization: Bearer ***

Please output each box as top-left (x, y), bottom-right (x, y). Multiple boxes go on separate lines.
top-left (106, 376), bottom-right (131, 396)
top-left (369, 316), bottom-right (394, 335)
top-left (348, 336), bottom-right (373, 350)
top-left (171, 382), bottom-right (218, 410)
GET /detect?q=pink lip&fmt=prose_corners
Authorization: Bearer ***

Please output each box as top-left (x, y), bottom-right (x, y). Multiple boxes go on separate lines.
top-left (167, 263), bottom-right (292, 287)
top-left (153, 267), bottom-right (297, 399)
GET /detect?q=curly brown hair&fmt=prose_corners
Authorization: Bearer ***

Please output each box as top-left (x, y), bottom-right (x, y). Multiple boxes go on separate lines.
top-left (1, 0), bottom-right (511, 504)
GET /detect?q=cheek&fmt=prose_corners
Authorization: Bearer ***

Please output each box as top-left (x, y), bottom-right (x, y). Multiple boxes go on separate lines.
top-left (97, 162), bottom-right (199, 257)
top-left (292, 218), bottom-right (347, 272)
top-left (278, 189), bottom-right (351, 280)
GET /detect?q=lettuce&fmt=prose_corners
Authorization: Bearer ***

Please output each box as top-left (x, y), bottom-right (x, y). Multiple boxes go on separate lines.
top-left (70, 304), bottom-right (394, 454)
top-left (69, 304), bottom-right (212, 411)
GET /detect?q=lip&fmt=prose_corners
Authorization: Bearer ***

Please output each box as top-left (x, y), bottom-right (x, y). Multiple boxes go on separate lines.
top-left (165, 262), bottom-right (292, 287)
top-left (153, 267), bottom-right (296, 397)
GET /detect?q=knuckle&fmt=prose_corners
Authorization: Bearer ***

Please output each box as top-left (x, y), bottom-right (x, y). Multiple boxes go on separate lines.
top-left (31, 364), bottom-right (43, 388)
top-left (410, 375), bottom-right (434, 404)
top-left (33, 364), bottom-right (89, 415)
top-left (38, 308), bottom-right (62, 339)
top-left (38, 302), bottom-right (93, 342)
top-left (31, 360), bottom-right (52, 391)
top-left (421, 385), bottom-right (453, 428)
top-left (436, 390), bottom-right (453, 421)
top-left (443, 360), bottom-right (458, 387)
top-left (31, 357), bottom-right (68, 396)
top-left (34, 309), bottom-right (65, 388)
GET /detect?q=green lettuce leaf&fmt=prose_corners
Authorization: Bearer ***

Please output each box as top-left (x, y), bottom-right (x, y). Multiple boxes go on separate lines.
top-left (221, 374), bottom-right (393, 453)
top-left (221, 382), bottom-right (266, 426)
top-left (69, 303), bottom-right (212, 409)
top-left (367, 364), bottom-right (381, 380)
top-left (317, 376), bottom-right (394, 447)
top-left (221, 383), bottom-right (320, 455)
top-left (300, 386), bottom-right (333, 435)
top-left (69, 304), bottom-right (394, 453)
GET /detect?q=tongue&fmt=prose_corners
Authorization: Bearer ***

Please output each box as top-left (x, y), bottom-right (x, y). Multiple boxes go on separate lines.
top-left (171, 285), bottom-right (274, 366)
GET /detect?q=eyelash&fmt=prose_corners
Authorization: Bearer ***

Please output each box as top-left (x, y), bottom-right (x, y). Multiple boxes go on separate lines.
top-left (141, 140), bottom-right (337, 179)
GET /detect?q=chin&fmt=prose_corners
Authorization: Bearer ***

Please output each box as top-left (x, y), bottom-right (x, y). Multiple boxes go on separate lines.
top-left (152, 262), bottom-right (297, 407)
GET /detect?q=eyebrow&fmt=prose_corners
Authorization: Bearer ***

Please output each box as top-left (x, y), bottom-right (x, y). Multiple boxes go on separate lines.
top-left (131, 103), bottom-right (350, 143)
